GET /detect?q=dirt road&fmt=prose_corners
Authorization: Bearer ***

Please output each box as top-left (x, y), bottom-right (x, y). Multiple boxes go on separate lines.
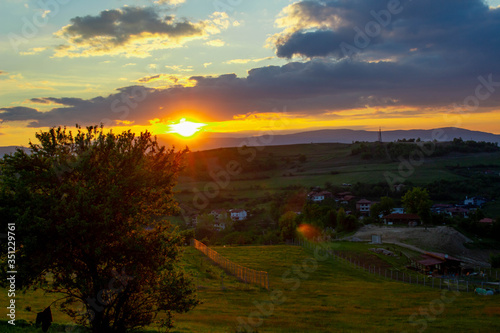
top-left (346, 225), bottom-right (496, 267)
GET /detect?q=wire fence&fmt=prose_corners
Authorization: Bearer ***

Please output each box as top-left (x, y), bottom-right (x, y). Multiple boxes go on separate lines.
top-left (292, 238), bottom-right (500, 293)
top-left (192, 239), bottom-right (269, 290)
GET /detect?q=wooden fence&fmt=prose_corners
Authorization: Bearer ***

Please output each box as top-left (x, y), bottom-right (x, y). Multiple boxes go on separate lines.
top-left (192, 239), bottom-right (269, 290)
top-left (293, 238), bottom-right (500, 293)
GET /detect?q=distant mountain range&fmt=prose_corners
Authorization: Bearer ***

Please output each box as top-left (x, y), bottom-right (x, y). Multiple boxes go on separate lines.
top-left (2, 127), bottom-right (499, 155)
top-left (157, 127), bottom-right (500, 151)
top-left (0, 146), bottom-right (30, 157)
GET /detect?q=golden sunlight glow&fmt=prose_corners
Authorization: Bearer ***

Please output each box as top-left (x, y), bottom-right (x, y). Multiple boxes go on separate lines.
top-left (297, 224), bottom-right (322, 241)
top-left (167, 118), bottom-right (207, 137)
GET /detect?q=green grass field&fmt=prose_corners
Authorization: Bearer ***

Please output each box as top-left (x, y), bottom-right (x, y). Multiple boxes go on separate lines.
top-left (4, 244), bottom-right (499, 332)
top-left (175, 144), bottom-right (500, 205)
top-left (177, 143), bottom-right (500, 190)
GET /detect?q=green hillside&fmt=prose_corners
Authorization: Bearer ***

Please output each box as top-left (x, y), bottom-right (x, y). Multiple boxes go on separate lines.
top-left (178, 142), bottom-right (500, 191)
top-left (5, 244), bottom-right (498, 332)
top-left (174, 142), bottom-right (500, 219)
top-left (174, 244), bottom-right (500, 332)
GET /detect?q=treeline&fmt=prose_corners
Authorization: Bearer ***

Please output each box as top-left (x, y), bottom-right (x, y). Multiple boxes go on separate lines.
top-left (351, 139), bottom-right (499, 160)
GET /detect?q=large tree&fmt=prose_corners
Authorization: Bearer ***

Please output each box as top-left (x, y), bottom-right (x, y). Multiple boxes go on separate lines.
top-left (0, 126), bottom-right (199, 332)
top-left (402, 187), bottom-right (432, 224)
top-left (370, 196), bottom-right (395, 221)
top-left (279, 211), bottom-right (297, 241)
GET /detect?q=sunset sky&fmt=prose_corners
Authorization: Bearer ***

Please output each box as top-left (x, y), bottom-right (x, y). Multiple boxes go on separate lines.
top-left (1, 0), bottom-right (500, 146)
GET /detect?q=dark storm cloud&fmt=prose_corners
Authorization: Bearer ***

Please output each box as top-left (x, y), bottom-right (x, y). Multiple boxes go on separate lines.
top-left (3, 56), bottom-right (500, 128)
top-left (274, 0), bottom-right (500, 63)
top-left (30, 97), bottom-right (87, 106)
top-left (60, 6), bottom-right (203, 46)
top-left (0, 107), bottom-right (44, 122)
top-left (53, 6), bottom-right (216, 57)
top-left (3, 1), bottom-right (500, 126)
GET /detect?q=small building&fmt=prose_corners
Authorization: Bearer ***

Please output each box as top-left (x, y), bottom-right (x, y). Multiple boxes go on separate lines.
top-left (229, 209), bottom-right (247, 221)
top-left (307, 190), bottom-right (333, 202)
top-left (341, 195), bottom-right (356, 205)
top-left (464, 196), bottom-right (487, 207)
top-left (356, 199), bottom-right (373, 215)
top-left (210, 209), bottom-right (228, 220)
top-left (393, 184), bottom-right (406, 192)
top-left (445, 207), bottom-right (469, 218)
top-left (416, 252), bottom-right (462, 275)
top-left (479, 217), bottom-right (494, 224)
top-left (391, 207), bottom-right (405, 214)
top-left (213, 222), bottom-right (227, 231)
top-left (335, 192), bottom-right (352, 201)
top-left (383, 213), bottom-right (421, 226)
top-left (371, 234), bottom-right (382, 244)
top-left (431, 204), bottom-right (453, 214)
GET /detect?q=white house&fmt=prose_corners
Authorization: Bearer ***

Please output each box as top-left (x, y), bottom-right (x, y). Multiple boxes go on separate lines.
top-left (307, 191), bottom-right (333, 202)
top-left (213, 222), bottom-right (227, 231)
top-left (210, 209), bottom-right (228, 220)
top-left (356, 199), bottom-right (372, 215)
top-left (391, 207), bottom-right (405, 214)
top-left (464, 197), bottom-right (487, 206)
top-left (229, 209), bottom-right (247, 221)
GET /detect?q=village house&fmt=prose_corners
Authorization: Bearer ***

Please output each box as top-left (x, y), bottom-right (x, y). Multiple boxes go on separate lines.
top-left (391, 207), bottom-right (405, 214)
top-left (445, 207), bottom-right (469, 218)
top-left (334, 192), bottom-right (356, 205)
top-left (479, 217), bottom-right (494, 224)
top-left (464, 196), bottom-right (487, 207)
top-left (307, 190), bottom-right (333, 202)
top-left (341, 195), bottom-right (355, 205)
top-left (335, 192), bottom-right (351, 201)
top-left (393, 184), bottom-right (406, 192)
top-left (383, 213), bottom-right (421, 226)
top-left (213, 221), bottom-right (227, 231)
top-left (356, 199), bottom-right (373, 215)
top-left (431, 204), bottom-right (453, 214)
top-left (415, 252), bottom-right (463, 276)
top-left (210, 209), bottom-right (228, 220)
top-left (206, 210), bottom-right (230, 230)
top-left (229, 208), bottom-right (247, 221)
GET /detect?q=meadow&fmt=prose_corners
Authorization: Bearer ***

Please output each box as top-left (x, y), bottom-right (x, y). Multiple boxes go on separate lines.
top-left (3, 244), bottom-right (499, 332)
top-left (175, 142), bottom-right (500, 217)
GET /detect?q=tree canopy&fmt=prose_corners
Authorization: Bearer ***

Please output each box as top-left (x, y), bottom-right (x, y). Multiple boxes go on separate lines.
top-left (401, 187), bottom-right (432, 224)
top-left (0, 126), bottom-right (199, 332)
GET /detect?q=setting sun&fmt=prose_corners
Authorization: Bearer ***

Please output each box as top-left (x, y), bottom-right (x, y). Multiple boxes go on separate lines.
top-left (168, 118), bottom-right (207, 137)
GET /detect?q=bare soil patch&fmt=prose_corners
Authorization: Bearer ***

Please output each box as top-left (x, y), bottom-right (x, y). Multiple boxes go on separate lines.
top-left (348, 225), bottom-right (497, 267)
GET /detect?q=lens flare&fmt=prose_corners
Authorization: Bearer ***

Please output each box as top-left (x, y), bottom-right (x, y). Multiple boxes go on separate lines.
top-left (297, 224), bottom-right (322, 241)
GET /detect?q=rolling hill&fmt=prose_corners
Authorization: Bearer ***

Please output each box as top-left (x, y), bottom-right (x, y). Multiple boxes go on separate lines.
top-left (2, 127), bottom-right (499, 156)
top-left (157, 127), bottom-right (500, 151)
